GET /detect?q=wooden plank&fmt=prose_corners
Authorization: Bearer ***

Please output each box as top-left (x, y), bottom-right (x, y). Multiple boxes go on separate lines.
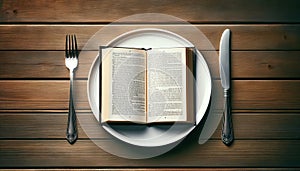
top-left (0, 80), bottom-right (88, 110)
top-left (233, 80), bottom-right (300, 110)
top-left (0, 80), bottom-right (69, 110)
top-left (0, 113), bottom-right (300, 140)
top-left (0, 140), bottom-right (299, 167)
top-left (0, 25), bottom-right (300, 51)
top-left (0, 0), bottom-right (299, 23)
top-left (0, 80), bottom-right (299, 110)
top-left (230, 51), bottom-right (300, 79)
top-left (1, 51), bottom-right (299, 79)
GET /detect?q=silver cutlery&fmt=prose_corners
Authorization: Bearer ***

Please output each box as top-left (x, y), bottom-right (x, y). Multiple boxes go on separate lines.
top-left (219, 29), bottom-right (234, 146)
top-left (65, 34), bottom-right (79, 144)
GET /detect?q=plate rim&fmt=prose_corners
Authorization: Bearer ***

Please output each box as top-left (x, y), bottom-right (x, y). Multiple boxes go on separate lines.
top-left (86, 28), bottom-right (212, 147)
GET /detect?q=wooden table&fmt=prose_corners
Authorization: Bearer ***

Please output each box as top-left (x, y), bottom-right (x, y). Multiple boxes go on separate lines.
top-left (1, 0), bottom-right (300, 170)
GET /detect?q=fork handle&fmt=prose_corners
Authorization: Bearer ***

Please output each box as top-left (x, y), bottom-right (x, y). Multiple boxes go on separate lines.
top-left (221, 89), bottom-right (234, 146)
top-left (66, 71), bottom-right (78, 144)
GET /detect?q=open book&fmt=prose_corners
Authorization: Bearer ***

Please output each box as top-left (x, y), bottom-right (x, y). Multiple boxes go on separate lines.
top-left (100, 46), bottom-right (196, 124)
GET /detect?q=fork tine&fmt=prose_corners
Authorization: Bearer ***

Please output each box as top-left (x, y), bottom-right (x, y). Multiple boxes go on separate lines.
top-left (65, 35), bottom-right (69, 58)
top-left (68, 35), bottom-right (72, 58)
top-left (72, 34), bottom-right (78, 58)
top-left (71, 35), bottom-right (75, 58)
top-left (74, 35), bottom-right (78, 58)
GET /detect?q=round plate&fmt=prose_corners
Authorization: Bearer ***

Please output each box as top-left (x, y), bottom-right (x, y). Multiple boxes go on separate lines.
top-left (87, 28), bottom-right (211, 147)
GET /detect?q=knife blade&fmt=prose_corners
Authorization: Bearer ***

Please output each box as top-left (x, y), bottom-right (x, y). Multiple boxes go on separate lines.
top-left (219, 29), bottom-right (234, 146)
top-left (220, 29), bottom-right (230, 90)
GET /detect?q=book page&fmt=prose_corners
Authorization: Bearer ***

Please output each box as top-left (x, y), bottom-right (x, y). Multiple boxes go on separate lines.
top-left (101, 48), bottom-right (146, 123)
top-left (147, 48), bottom-right (187, 123)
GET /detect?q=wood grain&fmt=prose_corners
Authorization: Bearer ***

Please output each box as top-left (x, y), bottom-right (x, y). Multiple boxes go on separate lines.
top-left (0, 113), bottom-right (300, 140)
top-left (0, 0), bottom-right (299, 23)
top-left (1, 51), bottom-right (299, 79)
top-left (0, 25), bottom-right (300, 51)
top-left (233, 80), bottom-right (300, 110)
top-left (0, 140), bottom-right (299, 167)
top-left (229, 51), bottom-right (300, 79)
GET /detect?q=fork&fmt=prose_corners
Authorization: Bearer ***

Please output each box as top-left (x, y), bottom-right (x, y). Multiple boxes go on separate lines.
top-left (65, 34), bottom-right (79, 144)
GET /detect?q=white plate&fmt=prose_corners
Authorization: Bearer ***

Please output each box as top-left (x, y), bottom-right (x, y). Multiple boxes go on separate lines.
top-left (87, 28), bottom-right (211, 147)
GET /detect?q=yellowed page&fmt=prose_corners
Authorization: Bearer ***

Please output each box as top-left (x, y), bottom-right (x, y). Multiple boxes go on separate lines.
top-left (147, 48), bottom-right (188, 123)
top-left (101, 47), bottom-right (147, 123)
top-left (101, 48), bottom-right (112, 122)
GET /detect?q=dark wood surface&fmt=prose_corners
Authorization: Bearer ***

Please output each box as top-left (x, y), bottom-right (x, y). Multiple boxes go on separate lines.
top-left (0, 0), bottom-right (300, 170)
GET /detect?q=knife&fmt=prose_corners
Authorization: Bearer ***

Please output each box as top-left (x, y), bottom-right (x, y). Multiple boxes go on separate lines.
top-left (219, 29), bottom-right (234, 146)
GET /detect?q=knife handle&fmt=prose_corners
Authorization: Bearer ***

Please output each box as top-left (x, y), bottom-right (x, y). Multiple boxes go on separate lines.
top-left (221, 89), bottom-right (234, 146)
